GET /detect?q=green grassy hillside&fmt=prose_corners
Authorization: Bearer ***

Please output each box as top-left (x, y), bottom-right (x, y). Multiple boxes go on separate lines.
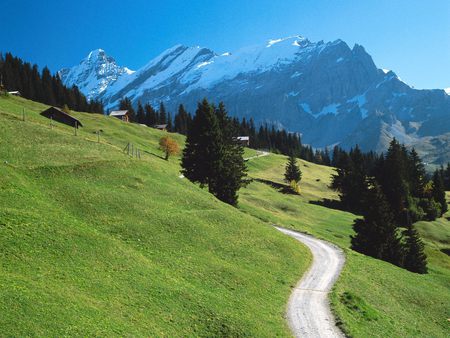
top-left (0, 96), bottom-right (311, 336)
top-left (1, 95), bottom-right (449, 337)
top-left (240, 153), bottom-right (450, 337)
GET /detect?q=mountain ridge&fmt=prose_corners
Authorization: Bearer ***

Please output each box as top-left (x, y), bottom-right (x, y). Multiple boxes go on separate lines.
top-left (59, 36), bottom-right (450, 164)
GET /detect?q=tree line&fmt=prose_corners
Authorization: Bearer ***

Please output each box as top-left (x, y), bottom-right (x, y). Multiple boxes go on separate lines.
top-left (121, 96), bottom-right (332, 166)
top-left (331, 139), bottom-right (449, 274)
top-left (0, 52), bottom-right (103, 114)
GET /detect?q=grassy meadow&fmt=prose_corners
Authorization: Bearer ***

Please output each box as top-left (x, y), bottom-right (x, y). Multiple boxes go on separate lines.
top-left (240, 153), bottom-right (450, 337)
top-left (0, 95), bottom-right (449, 337)
top-left (0, 95), bottom-right (311, 336)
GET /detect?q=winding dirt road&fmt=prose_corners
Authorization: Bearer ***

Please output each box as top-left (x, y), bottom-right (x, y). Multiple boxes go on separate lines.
top-left (275, 226), bottom-right (345, 338)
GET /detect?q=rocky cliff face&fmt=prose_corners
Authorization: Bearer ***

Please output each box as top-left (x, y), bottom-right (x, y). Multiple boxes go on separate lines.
top-left (59, 37), bottom-right (450, 163)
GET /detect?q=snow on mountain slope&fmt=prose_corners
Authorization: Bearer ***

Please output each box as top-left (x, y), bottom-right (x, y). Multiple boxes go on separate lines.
top-left (59, 49), bottom-right (134, 100)
top-left (60, 37), bottom-right (450, 163)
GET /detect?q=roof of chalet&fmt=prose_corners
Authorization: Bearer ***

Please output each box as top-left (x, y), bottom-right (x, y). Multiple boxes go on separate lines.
top-left (109, 110), bottom-right (128, 116)
top-left (237, 136), bottom-right (250, 141)
top-left (41, 106), bottom-right (83, 127)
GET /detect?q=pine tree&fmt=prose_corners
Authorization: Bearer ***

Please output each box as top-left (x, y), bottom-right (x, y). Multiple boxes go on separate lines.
top-left (351, 179), bottom-right (404, 266)
top-left (181, 99), bottom-right (221, 187)
top-left (159, 102), bottom-right (167, 124)
top-left (332, 145), bottom-right (367, 214)
top-left (376, 138), bottom-right (410, 224)
top-left (167, 112), bottom-right (173, 131)
top-left (284, 155), bottom-right (302, 183)
top-left (174, 104), bottom-right (191, 135)
top-left (444, 163), bottom-right (450, 191)
top-left (209, 102), bottom-right (248, 206)
top-left (181, 100), bottom-right (247, 206)
top-left (144, 103), bottom-right (157, 126)
top-left (136, 101), bottom-right (145, 124)
top-left (408, 148), bottom-right (426, 198)
top-left (403, 220), bottom-right (428, 274)
top-left (432, 169), bottom-right (448, 215)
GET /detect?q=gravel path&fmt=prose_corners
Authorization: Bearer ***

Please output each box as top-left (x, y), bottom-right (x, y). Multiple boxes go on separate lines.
top-left (244, 150), bottom-right (269, 160)
top-left (275, 226), bottom-right (345, 338)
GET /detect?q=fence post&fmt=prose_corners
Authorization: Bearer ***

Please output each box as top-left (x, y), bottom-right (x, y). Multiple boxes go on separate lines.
top-left (74, 121), bottom-right (77, 136)
top-left (50, 116), bottom-right (53, 130)
top-left (97, 130), bottom-right (100, 143)
top-left (22, 108), bottom-right (25, 122)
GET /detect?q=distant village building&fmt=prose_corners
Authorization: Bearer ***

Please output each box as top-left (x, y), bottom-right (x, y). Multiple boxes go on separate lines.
top-left (40, 107), bottom-right (83, 128)
top-left (236, 136), bottom-right (250, 146)
top-left (154, 124), bottom-right (168, 131)
top-left (109, 110), bottom-right (130, 122)
top-left (8, 91), bottom-right (21, 96)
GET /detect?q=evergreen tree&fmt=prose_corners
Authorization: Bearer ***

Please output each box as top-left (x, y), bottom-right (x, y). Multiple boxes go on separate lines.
top-left (144, 103), bottom-right (157, 126)
top-left (175, 104), bottom-right (192, 135)
top-left (159, 102), bottom-right (167, 124)
top-left (136, 101), bottom-right (145, 124)
top-left (351, 179), bottom-right (404, 266)
top-left (376, 138), bottom-right (410, 224)
top-left (432, 169), bottom-right (448, 215)
top-left (332, 145), bottom-right (367, 213)
top-left (181, 99), bottom-right (222, 187)
top-left (443, 163), bottom-right (450, 191)
top-left (284, 155), bottom-right (302, 183)
top-left (167, 112), bottom-right (173, 131)
top-left (402, 220), bottom-right (428, 274)
top-left (181, 100), bottom-right (247, 206)
top-left (408, 148), bottom-right (426, 198)
top-left (209, 102), bottom-right (248, 206)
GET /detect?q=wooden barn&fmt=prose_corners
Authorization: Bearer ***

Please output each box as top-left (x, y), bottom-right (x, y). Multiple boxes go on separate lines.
top-left (40, 107), bottom-right (83, 128)
top-left (109, 110), bottom-right (130, 122)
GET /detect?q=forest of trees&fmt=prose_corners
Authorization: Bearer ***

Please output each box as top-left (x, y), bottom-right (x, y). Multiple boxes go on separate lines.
top-left (124, 97), bottom-right (332, 166)
top-left (331, 139), bottom-right (449, 274)
top-left (181, 99), bottom-right (247, 206)
top-left (0, 52), bottom-right (103, 114)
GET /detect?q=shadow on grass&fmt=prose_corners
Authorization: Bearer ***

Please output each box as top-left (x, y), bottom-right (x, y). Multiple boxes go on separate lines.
top-left (309, 198), bottom-right (347, 212)
top-left (253, 178), bottom-right (298, 195)
top-left (143, 150), bottom-right (165, 160)
top-left (440, 248), bottom-right (450, 256)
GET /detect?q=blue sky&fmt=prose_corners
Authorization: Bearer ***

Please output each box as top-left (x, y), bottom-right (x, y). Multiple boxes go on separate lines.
top-left (1, 0), bottom-right (449, 89)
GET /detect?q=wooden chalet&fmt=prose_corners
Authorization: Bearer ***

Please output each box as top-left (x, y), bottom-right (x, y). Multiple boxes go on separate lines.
top-left (40, 107), bottom-right (83, 128)
top-left (109, 110), bottom-right (130, 122)
top-left (236, 136), bottom-right (250, 146)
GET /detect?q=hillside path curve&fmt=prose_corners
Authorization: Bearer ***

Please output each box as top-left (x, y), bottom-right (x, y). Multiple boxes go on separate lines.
top-left (275, 226), bottom-right (345, 338)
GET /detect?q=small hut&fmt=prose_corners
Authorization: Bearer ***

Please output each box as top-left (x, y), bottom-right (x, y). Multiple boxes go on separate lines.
top-left (40, 107), bottom-right (82, 128)
top-left (109, 110), bottom-right (130, 122)
top-left (236, 136), bottom-right (250, 146)
top-left (8, 91), bottom-right (21, 96)
top-left (154, 124), bottom-right (168, 131)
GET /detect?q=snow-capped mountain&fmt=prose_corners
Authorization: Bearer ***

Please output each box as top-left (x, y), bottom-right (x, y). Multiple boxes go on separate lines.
top-left (60, 37), bottom-right (450, 163)
top-left (59, 49), bottom-right (134, 100)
